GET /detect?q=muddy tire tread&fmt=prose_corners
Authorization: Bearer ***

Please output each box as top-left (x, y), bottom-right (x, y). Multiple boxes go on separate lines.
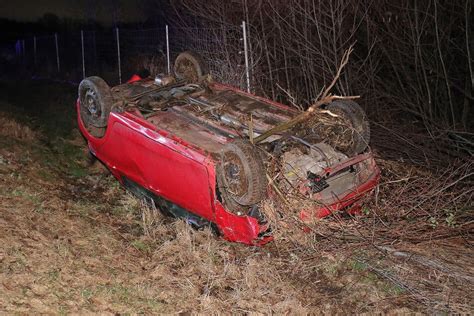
top-left (327, 100), bottom-right (370, 155)
top-left (173, 51), bottom-right (209, 82)
top-left (78, 76), bottom-right (113, 138)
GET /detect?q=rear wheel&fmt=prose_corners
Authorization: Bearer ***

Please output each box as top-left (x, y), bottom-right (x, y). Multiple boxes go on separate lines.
top-left (174, 51), bottom-right (209, 83)
top-left (216, 140), bottom-right (267, 215)
top-left (326, 100), bottom-right (370, 155)
top-left (78, 76), bottom-right (113, 138)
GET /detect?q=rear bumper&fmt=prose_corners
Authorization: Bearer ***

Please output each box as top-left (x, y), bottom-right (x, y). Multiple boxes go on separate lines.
top-left (300, 158), bottom-right (381, 219)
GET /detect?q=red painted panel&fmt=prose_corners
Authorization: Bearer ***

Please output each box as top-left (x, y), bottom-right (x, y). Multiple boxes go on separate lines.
top-left (78, 107), bottom-right (216, 221)
top-left (107, 124), bottom-right (213, 220)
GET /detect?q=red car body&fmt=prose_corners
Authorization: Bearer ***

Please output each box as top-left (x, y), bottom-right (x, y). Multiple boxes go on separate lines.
top-left (77, 80), bottom-right (380, 246)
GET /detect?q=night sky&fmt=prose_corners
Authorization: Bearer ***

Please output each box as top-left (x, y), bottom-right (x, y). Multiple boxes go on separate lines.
top-left (0, 0), bottom-right (148, 25)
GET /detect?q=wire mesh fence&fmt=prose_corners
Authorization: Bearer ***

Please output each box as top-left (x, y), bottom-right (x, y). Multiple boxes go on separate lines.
top-left (11, 24), bottom-right (250, 90)
top-left (82, 29), bottom-right (121, 85)
top-left (169, 26), bottom-right (246, 88)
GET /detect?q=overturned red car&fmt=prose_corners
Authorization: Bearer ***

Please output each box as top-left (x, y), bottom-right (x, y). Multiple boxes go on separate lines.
top-left (77, 51), bottom-right (380, 245)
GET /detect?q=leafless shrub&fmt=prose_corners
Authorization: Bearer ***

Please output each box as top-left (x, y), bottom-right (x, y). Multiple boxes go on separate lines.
top-left (124, 53), bottom-right (166, 78)
top-left (140, 54), bottom-right (166, 77)
top-left (172, 0), bottom-right (473, 156)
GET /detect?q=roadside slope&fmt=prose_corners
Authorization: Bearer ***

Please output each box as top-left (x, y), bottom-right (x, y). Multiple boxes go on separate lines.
top-left (0, 80), bottom-right (471, 314)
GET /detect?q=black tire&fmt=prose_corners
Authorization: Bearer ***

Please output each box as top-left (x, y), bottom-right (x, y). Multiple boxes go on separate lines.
top-left (78, 76), bottom-right (113, 138)
top-left (216, 140), bottom-right (267, 214)
top-left (174, 51), bottom-right (209, 82)
top-left (326, 100), bottom-right (370, 155)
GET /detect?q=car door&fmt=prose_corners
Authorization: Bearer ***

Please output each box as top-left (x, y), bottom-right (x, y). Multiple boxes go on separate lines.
top-left (95, 113), bottom-right (216, 221)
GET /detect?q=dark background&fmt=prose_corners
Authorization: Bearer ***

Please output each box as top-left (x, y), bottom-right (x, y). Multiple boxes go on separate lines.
top-left (0, 0), bottom-right (472, 156)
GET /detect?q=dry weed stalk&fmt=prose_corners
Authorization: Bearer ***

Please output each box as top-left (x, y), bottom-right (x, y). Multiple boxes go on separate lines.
top-left (139, 198), bottom-right (164, 238)
top-left (263, 157), bottom-right (472, 250)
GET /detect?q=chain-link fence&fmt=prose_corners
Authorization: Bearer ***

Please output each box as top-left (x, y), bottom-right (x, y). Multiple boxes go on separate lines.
top-left (12, 23), bottom-right (251, 90)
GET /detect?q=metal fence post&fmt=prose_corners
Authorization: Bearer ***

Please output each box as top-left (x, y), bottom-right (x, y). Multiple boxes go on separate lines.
top-left (54, 33), bottom-right (60, 72)
top-left (166, 25), bottom-right (170, 74)
top-left (242, 21), bottom-right (251, 93)
top-left (116, 27), bottom-right (122, 84)
top-left (33, 36), bottom-right (37, 65)
top-left (81, 30), bottom-right (86, 79)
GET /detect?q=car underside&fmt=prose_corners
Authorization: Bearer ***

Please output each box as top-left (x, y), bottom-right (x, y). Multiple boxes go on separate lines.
top-left (77, 51), bottom-right (380, 245)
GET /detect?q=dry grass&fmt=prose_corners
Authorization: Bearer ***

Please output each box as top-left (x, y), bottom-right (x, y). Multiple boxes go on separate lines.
top-left (0, 118), bottom-right (418, 314)
top-left (0, 84), bottom-right (472, 314)
top-left (0, 111), bottom-right (37, 141)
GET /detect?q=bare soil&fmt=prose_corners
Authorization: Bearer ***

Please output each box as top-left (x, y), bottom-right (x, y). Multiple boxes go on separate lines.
top-left (0, 81), bottom-right (472, 314)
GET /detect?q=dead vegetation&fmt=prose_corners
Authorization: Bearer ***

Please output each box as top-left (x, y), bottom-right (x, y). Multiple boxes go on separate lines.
top-left (0, 117), bottom-right (409, 313)
top-left (0, 81), bottom-right (472, 314)
top-left (0, 111), bottom-right (37, 141)
top-left (257, 152), bottom-right (473, 313)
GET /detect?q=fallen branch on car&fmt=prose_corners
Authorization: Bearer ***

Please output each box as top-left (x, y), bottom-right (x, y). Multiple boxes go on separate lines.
top-left (254, 45), bottom-right (358, 144)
